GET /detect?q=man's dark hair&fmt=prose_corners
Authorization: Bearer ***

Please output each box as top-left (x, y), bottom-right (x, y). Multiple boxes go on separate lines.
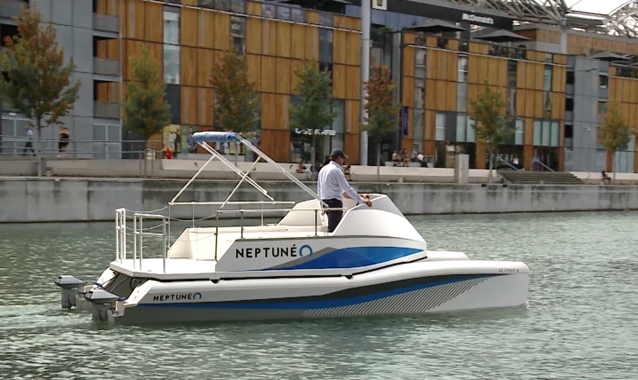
top-left (330, 150), bottom-right (346, 160)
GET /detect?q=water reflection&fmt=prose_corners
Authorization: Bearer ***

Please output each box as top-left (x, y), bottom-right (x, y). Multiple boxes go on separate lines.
top-left (1, 212), bottom-right (638, 379)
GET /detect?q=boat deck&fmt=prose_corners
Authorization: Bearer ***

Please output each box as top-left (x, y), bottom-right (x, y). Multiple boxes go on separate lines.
top-left (110, 258), bottom-right (216, 280)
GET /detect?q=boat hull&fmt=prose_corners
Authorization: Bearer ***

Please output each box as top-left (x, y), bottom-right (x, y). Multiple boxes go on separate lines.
top-left (114, 261), bottom-right (529, 324)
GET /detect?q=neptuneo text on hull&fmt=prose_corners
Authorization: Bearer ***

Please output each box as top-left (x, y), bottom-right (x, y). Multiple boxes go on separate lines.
top-left (54, 131), bottom-right (529, 324)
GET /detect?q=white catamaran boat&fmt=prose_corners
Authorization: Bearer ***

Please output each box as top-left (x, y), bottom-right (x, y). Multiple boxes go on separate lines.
top-left (55, 132), bottom-right (529, 324)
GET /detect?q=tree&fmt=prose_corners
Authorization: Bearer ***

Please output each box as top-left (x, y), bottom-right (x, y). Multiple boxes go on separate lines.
top-left (123, 47), bottom-right (171, 146)
top-left (0, 9), bottom-right (79, 171)
top-left (600, 105), bottom-right (631, 181)
top-left (468, 85), bottom-right (512, 183)
top-left (289, 64), bottom-right (335, 166)
top-left (210, 51), bottom-right (259, 135)
top-left (364, 65), bottom-right (400, 166)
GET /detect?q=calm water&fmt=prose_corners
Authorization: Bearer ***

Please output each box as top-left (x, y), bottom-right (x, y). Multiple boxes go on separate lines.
top-left (1, 212), bottom-right (637, 379)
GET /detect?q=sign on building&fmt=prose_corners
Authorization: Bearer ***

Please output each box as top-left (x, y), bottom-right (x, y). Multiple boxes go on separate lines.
top-left (372, 0), bottom-right (387, 11)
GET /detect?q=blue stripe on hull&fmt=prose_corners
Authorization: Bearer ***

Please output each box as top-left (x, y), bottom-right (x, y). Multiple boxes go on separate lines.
top-left (275, 246), bottom-right (423, 270)
top-left (139, 274), bottom-right (495, 310)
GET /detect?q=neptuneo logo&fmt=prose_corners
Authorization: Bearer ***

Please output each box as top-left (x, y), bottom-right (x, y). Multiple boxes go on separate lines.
top-left (152, 292), bottom-right (202, 302)
top-left (462, 13), bottom-right (494, 25)
top-left (236, 244), bottom-right (314, 259)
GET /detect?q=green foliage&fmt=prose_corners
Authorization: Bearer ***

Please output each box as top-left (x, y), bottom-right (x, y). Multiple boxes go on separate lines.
top-left (364, 65), bottom-right (399, 142)
top-left (0, 9), bottom-right (79, 137)
top-left (600, 105), bottom-right (630, 155)
top-left (289, 64), bottom-right (335, 132)
top-left (210, 51), bottom-right (259, 135)
top-left (468, 85), bottom-right (513, 179)
top-left (468, 86), bottom-right (512, 149)
top-left (124, 47), bottom-right (171, 140)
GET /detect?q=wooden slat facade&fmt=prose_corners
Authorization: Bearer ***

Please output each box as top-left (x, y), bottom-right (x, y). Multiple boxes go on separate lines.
top-left (406, 35), bottom-right (568, 170)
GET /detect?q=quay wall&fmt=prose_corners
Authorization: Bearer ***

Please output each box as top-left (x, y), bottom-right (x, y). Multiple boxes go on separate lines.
top-left (2, 177), bottom-right (638, 222)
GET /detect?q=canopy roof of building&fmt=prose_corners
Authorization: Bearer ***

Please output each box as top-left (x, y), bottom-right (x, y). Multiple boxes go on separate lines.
top-left (589, 50), bottom-right (631, 61)
top-left (404, 18), bottom-right (467, 33)
top-left (473, 28), bottom-right (530, 42)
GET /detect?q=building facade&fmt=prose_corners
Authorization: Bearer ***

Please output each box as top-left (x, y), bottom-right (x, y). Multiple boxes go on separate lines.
top-left (1, 0), bottom-right (638, 172)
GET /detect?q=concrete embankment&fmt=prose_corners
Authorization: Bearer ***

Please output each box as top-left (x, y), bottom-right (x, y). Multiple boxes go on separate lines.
top-left (1, 176), bottom-right (638, 222)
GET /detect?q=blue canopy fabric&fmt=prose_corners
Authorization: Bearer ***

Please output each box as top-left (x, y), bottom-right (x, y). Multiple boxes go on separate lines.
top-left (192, 131), bottom-right (240, 144)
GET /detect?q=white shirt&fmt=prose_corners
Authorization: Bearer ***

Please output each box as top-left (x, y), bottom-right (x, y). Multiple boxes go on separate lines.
top-left (317, 161), bottom-right (364, 203)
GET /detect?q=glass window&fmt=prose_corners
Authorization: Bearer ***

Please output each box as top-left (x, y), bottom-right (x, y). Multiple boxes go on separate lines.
top-left (213, 0), bottom-right (230, 10)
top-left (507, 60), bottom-right (517, 88)
top-left (566, 71), bottom-right (574, 85)
top-left (320, 13), bottom-right (333, 27)
top-left (458, 56), bottom-right (468, 83)
top-left (332, 100), bottom-right (345, 151)
top-left (164, 44), bottom-right (180, 84)
top-left (164, 8), bottom-right (180, 84)
top-left (415, 49), bottom-right (425, 79)
top-left (291, 8), bottom-right (304, 22)
top-left (108, 124), bottom-right (121, 141)
top-left (198, 0), bottom-right (214, 9)
top-left (515, 118), bottom-right (524, 145)
top-left (414, 79), bottom-right (424, 109)
top-left (262, 4), bottom-right (275, 18)
top-left (598, 101), bottom-right (607, 115)
top-left (467, 118), bottom-right (475, 142)
top-left (533, 120), bottom-right (542, 145)
top-left (599, 75), bottom-right (608, 89)
top-left (276, 6), bottom-right (290, 20)
top-left (456, 114), bottom-right (466, 142)
top-left (414, 109), bottom-right (424, 141)
top-left (319, 29), bottom-right (332, 64)
top-left (435, 113), bottom-right (445, 141)
top-left (163, 9), bottom-right (179, 45)
top-left (457, 83), bottom-right (467, 112)
top-left (230, 0), bottom-right (245, 13)
top-left (371, 47), bottom-right (383, 67)
top-left (542, 121), bottom-right (550, 146)
top-left (93, 125), bottom-right (106, 141)
top-left (17, 119), bottom-right (29, 137)
top-left (550, 121), bottom-right (559, 147)
top-left (231, 16), bottom-right (245, 54)
top-left (565, 124), bottom-right (573, 150)
top-left (544, 64), bottom-right (552, 92)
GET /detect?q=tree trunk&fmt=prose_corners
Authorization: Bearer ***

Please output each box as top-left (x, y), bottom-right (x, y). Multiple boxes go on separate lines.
top-left (606, 150), bottom-right (616, 181)
top-left (35, 117), bottom-right (43, 177)
top-left (612, 150), bottom-right (617, 182)
top-left (488, 147), bottom-right (494, 184)
top-left (376, 141), bottom-right (381, 182)
top-left (310, 133), bottom-right (317, 174)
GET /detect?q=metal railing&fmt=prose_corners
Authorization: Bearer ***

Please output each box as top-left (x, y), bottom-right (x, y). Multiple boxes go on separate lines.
top-left (0, 136), bottom-right (147, 159)
top-left (115, 208), bottom-right (169, 272)
top-left (533, 159), bottom-right (555, 172)
top-left (114, 201), bottom-right (353, 267)
top-left (495, 157), bottom-right (520, 171)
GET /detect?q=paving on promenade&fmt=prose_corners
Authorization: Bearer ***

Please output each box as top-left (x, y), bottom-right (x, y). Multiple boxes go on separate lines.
top-left (3, 158), bottom-right (638, 185)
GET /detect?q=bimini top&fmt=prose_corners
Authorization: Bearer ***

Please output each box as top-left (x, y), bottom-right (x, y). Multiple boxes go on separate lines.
top-left (192, 131), bottom-right (240, 144)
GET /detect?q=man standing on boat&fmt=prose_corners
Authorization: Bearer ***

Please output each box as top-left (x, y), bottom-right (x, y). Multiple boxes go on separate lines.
top-left (318, 150), bottom-right (372, 232)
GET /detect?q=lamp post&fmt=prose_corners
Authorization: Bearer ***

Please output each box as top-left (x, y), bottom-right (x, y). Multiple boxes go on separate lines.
top-left (360, 0), bottom-right (370, 166)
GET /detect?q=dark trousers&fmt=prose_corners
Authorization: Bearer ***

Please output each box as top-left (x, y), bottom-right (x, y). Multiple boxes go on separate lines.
top-left (323, 198), bottom-right (343, 233)
top-left (22, 142), bottom-right (34, 156)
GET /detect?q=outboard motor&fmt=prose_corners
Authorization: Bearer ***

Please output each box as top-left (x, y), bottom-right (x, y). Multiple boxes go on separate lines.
top-left (54, 275), bottom-right (85, 309)
top-left (85, 288), bottom-right (120, 323)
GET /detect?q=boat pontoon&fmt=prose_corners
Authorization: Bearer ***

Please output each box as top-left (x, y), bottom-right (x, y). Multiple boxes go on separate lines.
top-left (55, 132), bottom-right (529, 323)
